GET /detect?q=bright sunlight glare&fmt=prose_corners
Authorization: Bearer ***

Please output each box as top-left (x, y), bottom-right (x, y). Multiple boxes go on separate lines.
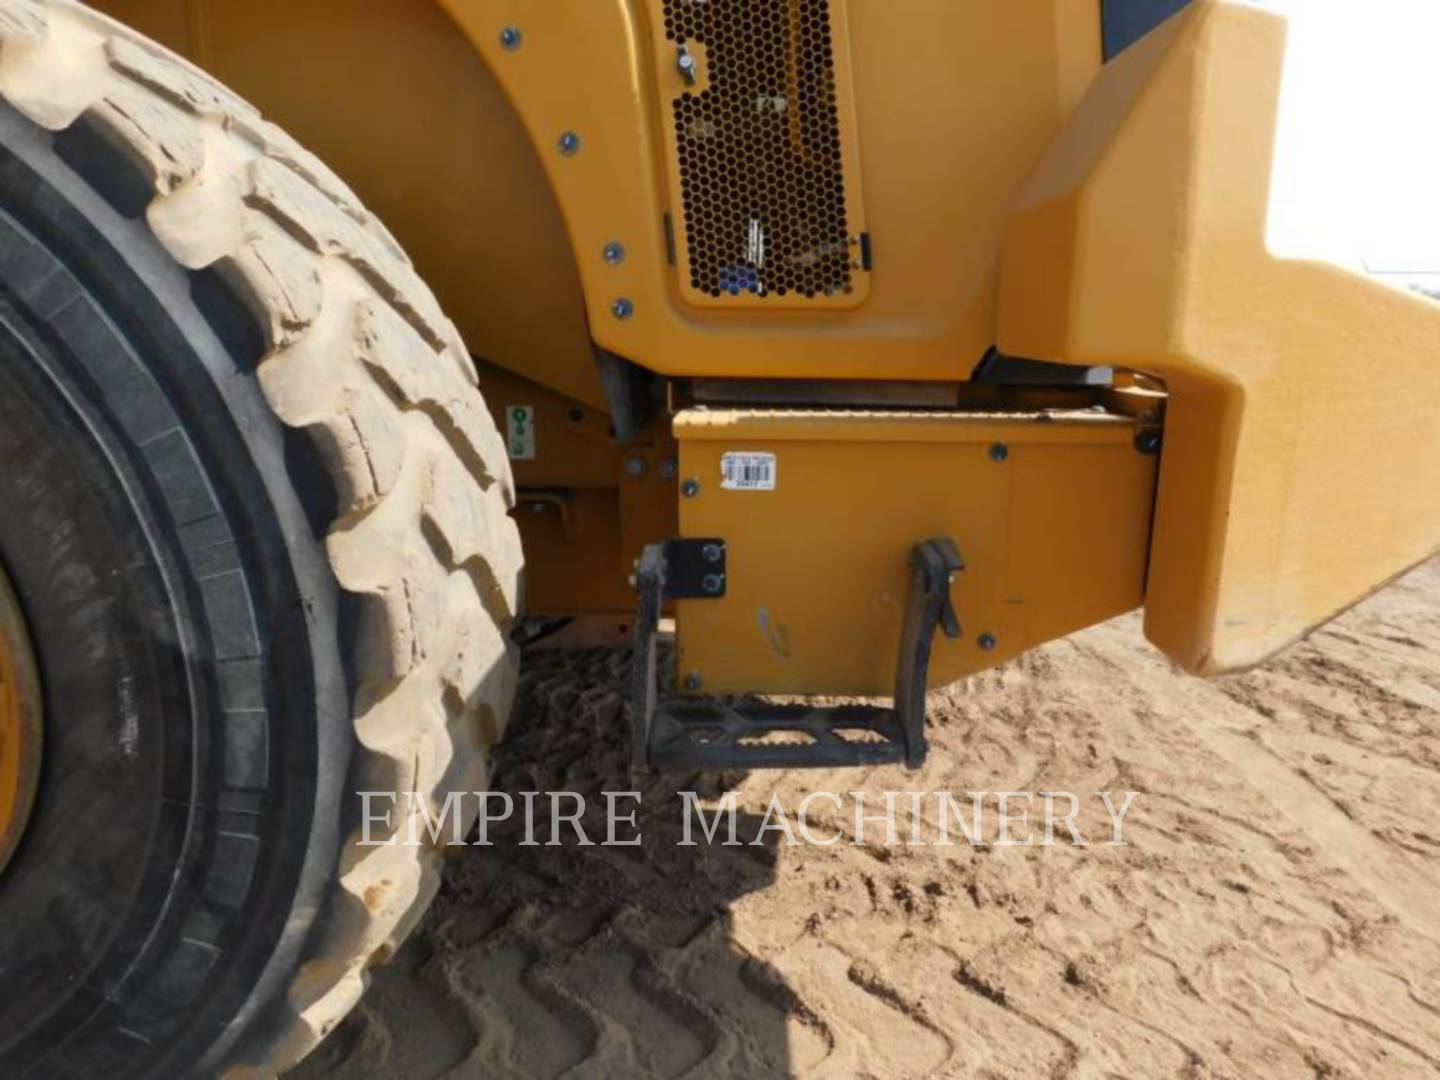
top-left (1260, 0), bottom-right (1440, 295)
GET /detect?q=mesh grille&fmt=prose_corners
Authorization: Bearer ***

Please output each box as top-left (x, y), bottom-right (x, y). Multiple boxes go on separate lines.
top-left (662, 0), bottom-right (863, 302)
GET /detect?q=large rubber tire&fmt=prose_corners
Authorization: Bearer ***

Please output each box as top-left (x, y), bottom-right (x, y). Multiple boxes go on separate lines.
top-left (0, 2), bottom-right (523, 1076)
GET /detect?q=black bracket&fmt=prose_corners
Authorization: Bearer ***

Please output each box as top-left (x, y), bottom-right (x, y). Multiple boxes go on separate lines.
top-left (630, 537), bottom-right (964, 772)
top-left (663, 537), bottom-right (727, 599)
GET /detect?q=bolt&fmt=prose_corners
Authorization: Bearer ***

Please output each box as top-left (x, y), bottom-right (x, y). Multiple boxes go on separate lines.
top-left (612, 297), bottom-right (635, 320)
top-left (702, 574), bottom-right (724, 594)
top-left (988, 443), bottom-right (1009, 463)
top-left (684, 671), bottom-right (704, 692)
top-left (566, 406), bottom-right (584, 424)
top-left (659, 457), bottom-right (679, 479)
top-left (499, 26), bottom-right (522, 50)
top-left (1135, 429), bottom-right (1163, 455)
top-left (681, 478), bottom-right (701, 498)
top-left (702, 543), bottom-right (723, 563)
top-left (625, 456), bottom-right (647, 478)
top-left (603, 242), bottom-right (627, 266)
top-left (979, 633), bottom-right (998, 652)
top-left (558, 131), bottom-right (581, 155)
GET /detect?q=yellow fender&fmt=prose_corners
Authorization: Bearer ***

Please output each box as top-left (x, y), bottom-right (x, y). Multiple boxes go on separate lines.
top-left (998, 0), bottom-right (1440, 675)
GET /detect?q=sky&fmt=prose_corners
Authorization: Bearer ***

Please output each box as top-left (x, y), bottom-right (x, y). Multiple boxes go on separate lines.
top-left (1258, 0), bottom-right (1440, 290)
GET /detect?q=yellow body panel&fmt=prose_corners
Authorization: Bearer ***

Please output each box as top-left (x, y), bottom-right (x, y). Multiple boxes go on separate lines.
top-left (441, 0), bottom-right (1102, 380)
top-left (998, 0), bottom-right (1440, 674)
top-left (675, 408), bottom-right (1158, 695)
top-left (100, 1), bottom-right (1104, 386)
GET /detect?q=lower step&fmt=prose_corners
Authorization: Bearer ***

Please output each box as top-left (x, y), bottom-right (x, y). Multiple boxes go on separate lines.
top-left (647, 701), bottom-right (908, 770)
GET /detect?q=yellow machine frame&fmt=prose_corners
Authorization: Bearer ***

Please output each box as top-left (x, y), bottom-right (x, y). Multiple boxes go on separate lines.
top-left (440, 0), bottom-right (1102, 381)
top-left (1000, 2), bottom-right (1440, 673)
top-left (92, 0), bottom-right (1440, 691)
top-left (675, 403), bottom-right (1159, 695)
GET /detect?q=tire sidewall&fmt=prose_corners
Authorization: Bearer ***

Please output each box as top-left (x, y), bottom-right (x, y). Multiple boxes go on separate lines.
top-left (0, 104), bottom-right (350, 1077)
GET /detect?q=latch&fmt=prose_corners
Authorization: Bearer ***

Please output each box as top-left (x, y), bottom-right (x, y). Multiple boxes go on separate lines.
top-left (676, 42), bottom-right (699, 86)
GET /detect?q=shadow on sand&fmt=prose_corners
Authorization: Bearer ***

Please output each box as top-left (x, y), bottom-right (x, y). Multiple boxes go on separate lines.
top-left (294, 647), bottom-right (807, 1079)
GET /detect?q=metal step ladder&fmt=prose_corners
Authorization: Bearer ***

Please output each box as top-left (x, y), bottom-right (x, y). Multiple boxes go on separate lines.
top-left (630, 537), bottom-right (964, 772)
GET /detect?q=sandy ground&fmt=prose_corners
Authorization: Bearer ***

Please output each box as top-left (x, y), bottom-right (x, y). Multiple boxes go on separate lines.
top-left (293, 558), bottom-right (1440, 1079)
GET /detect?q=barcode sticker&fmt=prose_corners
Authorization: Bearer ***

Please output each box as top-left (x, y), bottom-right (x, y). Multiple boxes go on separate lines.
top-left (720, 452), bottom-right (777, 491)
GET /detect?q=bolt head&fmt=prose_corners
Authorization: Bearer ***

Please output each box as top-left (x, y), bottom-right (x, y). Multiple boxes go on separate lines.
top-left (684, 672), bottom-right (703, 693)
top-left (625, 456), bottom-right (647, 478)
top-left (702, 543), bottom-right (723, 563)
top-left (659, 457), bottom-right (679, 480)
top-left (988, 443), bottom-right (1009, 463)
top-left (499, 26), bottom-right (522, 50)
top-left (612, 297), bottom-right (635, 320)
top-left (603, 242), bottom-right (626, 266)
top-left (681, 478), bottom-right (701, 498)
top-left (558, 131), bottom-right (581, 155)
top-left (702, 574), bottom-right (724, 594)
top-left (1135, 429), bottom-right (1163, 455)
top-left (979, 633), bottom-right (998, 652)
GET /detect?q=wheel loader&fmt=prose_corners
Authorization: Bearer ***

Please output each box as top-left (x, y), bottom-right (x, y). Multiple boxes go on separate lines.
top-left (0, 0), bottom-right (1436, 1074)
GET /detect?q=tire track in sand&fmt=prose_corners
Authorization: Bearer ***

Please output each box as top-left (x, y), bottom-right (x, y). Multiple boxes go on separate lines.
top-left (1074, 631), bottom-right (1440, 940)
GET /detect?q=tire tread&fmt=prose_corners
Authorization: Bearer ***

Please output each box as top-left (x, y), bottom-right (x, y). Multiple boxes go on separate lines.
top-left (0, 1), bottom-right (523, 1072)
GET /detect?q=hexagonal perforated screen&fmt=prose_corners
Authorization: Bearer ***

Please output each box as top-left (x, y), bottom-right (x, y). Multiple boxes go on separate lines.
top-left (660, 0), bottom-right (868, 307)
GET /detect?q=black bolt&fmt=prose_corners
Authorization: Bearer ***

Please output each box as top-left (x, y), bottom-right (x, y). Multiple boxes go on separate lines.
top-left (558, 131), bottom-right (581, 155)
top-left (1135, 429), bottom-right (1163, 455)
top-left (681, 478), bottom-right (701, 498)
top-left (702, 574), bottom-right (724, 594)
top-left (988, 443), bottom-right (1009, 463)
top-left (499, 26), bottom-right (522, 50)
top-left (684, 672), bottom-right (703, 692)
top-left (979, 633), bottom-right (998, 652)
top-left (702, 543), bottom-right (723, 563)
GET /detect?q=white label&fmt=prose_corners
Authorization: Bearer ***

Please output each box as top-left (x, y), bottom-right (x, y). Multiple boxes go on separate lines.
top-left (506, 405), bottom-right (535, 461)
top-left (720, 452), bottom-right (776, 491)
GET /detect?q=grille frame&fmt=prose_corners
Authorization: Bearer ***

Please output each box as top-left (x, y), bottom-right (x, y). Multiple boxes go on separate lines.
top-left (650, 0), bottom-right (871, 310)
